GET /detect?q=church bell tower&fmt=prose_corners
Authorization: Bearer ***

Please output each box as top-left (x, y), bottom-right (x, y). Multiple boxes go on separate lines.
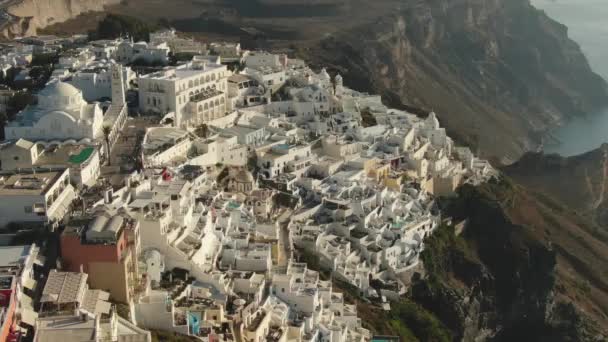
top-left (111, 64), bottom-right (126, 106)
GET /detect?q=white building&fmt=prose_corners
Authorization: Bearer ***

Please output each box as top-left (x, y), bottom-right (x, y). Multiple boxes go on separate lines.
top-left (243, 51), bottom-right (283, 69)
top-left (0, 139), bottom-right (101, 188)
top-left (4, 81), bottom-right (104, 142)
top-left (209, 42), bottom-right (241, 60)
top-left (222, 124), bottom-right (266, 147)
top-left (257, 142), bottom-right (313, 179)
top-left (137, 60), bottom-right (230, 128)
top-left (189, 135), bottom-right (248, 167)
top-left (115, 40), bottom-right (171, 65)
top-left (142, 127), bottom-right (193, 167)
top-left (0, 169), bottom-right (76, 227)
top-left (69, 63), bottom-right (134, 102)
top-left (150, 29), bottom-right (206, 54)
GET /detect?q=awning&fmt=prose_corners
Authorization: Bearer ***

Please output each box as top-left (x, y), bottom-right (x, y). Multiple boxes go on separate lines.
top-left (20, 308), bottom-right (38, 326)
top-left (22, 278), bottom-right (37, 290)
top-left (20, 294), bottom-right (34, 310)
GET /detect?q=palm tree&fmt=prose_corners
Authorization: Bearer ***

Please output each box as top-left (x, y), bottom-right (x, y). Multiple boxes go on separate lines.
top-left (102, 125), bottom-right (112, 166)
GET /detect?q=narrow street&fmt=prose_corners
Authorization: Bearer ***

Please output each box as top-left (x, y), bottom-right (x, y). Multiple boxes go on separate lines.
top-left (101, 116), bottom-right (152, 187)
top-left (276, 209), bottom-right (293, 269)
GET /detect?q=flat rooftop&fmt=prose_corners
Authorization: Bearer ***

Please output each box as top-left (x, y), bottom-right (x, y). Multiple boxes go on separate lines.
top-left (0, 171), bottom-right (63, 196)
top-left (223, 124), bottom-right (261, 136)
top-left (0, 245), bottom-right (33, 268)
top-left (143, 127), bottom-right (189, 153)
top-left (35, 315), bottom-right (97, 342)
top-left (35, 145), bottom-right (97, 167)
top-left (139, 62), bottom-right (224, 81)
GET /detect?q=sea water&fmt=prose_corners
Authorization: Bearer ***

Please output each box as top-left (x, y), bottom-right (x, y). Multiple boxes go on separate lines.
top-left (532, 0), bottom-right (608, 156)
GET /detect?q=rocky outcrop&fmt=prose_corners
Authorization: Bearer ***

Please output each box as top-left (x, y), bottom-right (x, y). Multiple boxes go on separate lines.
top-left (0, 0), bottom-right (121, 38)
top-left (505, 144), bottom-right (608, 228)
top-left (412, 180), bottom-right (608, 341)
top-left (306, 0), bottom-right (608, 162)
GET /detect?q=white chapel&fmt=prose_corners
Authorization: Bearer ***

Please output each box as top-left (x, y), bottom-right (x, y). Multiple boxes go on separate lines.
top-left (4, 81), bottom-right (104, 142)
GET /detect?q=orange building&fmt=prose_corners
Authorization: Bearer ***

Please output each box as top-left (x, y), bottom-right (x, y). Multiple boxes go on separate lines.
top-left (61, 210), bottom-right (141, 303)
top-left (0, 245), bottom-right (39, 342)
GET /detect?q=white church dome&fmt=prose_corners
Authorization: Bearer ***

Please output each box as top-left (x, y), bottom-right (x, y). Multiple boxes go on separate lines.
top-left (37, 81), bottom-right (85, 110)
top-left (40, 81), bottom-right (81, 98)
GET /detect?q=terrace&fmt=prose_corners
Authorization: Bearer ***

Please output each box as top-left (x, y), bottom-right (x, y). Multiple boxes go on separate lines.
top-left (247, 309), bottom-right (267, 332)
top-left (190, 89), bottom-right (224, 103)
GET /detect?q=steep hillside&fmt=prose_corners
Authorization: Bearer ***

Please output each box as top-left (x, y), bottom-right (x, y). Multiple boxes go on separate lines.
top-left (29, 0), bottom-right (608, 162)
top-left (505, 144), bottom-right (608, 228)
top-left (304, 0), bottom-right (608, 162)
top-left (412, 179), bottom-right (608, 340)
top-left (10, 0), bottom-right (607, 161)
top-left (0, 0), bottom-right (121, 38)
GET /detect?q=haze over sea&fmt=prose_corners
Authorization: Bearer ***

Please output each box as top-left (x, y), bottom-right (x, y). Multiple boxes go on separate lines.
top-left (533, 0), bottom-right (608, 156)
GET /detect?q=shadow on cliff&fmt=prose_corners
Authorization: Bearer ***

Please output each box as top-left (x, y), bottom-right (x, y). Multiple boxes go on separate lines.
top-left (410, 178), bottom-right (608, 341)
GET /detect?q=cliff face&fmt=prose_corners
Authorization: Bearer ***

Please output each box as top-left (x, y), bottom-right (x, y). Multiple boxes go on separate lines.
top-left (414, 180), bottom-right (608, 341)
top-left (505, 144), bottom-right (608, 228)
top-left (307, 0), bottom-right (608, 162)
top-left (1, 0), bottom-right (121, 38)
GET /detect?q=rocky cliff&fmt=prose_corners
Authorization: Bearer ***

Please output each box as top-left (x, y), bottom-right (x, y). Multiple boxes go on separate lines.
top-left (412, 179), bottom-right (608, 341)
top-left (0, 0), bottom-right (121, 38)
top-left (306, 0), bottom-right (608, 162)
top-left (505, 144), bottom-right (608, 228)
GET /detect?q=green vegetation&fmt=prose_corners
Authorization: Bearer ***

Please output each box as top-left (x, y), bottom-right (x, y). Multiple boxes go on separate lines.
top-left (388, 299), bottom-right (452, 342)
top-left (295, 245), bottom-right (452, 341)
top-left (420, 224), bottom-right (474, 287)
top-left (170, 52), bottom-right (196, 64)
top-left (130, 57), bottom-right (167, 67)
top-left (89, 14), bottom-right (159, 42)
top-left (30, 53), bottom-right (59, 67)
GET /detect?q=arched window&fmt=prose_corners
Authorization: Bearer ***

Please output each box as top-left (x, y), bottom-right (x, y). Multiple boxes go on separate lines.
top-left (198, 105), bottom-right (203, 112)
top-left (211, 74), bottom-right (216, 81)
top-left (215, 99), bottom-right (219, 106)
top-left (210, 102), bottom-right (214, 108)
top-left (194, 79), bottom-right (200, 86)
top-left (188, 80), bottom-right (193, 88)
top-left (200, 77), bottom-right (205, 84)
top-left (205, 75), bottom-right (210, 82)
top-left (220, 97), bottom-right (225, 104)
top-left (204, 103), bottom-right (209, 110)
